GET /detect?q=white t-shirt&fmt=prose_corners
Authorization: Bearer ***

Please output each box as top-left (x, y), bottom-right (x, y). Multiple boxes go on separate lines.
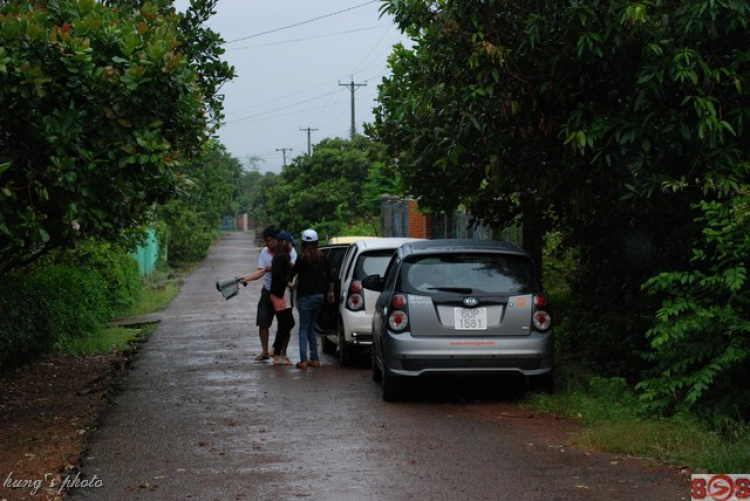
top-left (257, 246), bottom-right (297, 291)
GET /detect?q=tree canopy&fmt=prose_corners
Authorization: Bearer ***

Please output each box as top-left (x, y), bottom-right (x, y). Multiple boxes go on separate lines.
top-left (0, 0), bottom-right (234, 274)
top-left (373, 0), bottom-right (750, 419)
top-left (265, 136), bottom-right (382, 238)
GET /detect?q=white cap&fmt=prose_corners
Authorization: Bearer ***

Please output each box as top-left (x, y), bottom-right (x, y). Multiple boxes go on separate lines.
top-left (301, 229), bottom-right (318, 242)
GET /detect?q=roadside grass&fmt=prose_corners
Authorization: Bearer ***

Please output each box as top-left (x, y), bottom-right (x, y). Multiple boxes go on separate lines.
top-left (61, 265), bottom-right (185, 356)
top-left (526, 367), bottom-right (750, 472)
top-left (121, 276), bottom-right (181, 317)
top-left (63, 325), bottom-right (157, 356)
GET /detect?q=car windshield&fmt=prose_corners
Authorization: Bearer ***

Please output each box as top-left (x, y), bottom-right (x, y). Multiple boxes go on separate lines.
top-left (399, 253), bottom-right (536, 295)
top-left (353, 249), bottom-right (397, 281)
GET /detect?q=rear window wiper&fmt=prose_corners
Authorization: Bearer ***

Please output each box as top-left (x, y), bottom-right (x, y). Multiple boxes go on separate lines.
top-left (425, 287), bottom-right (473, 294)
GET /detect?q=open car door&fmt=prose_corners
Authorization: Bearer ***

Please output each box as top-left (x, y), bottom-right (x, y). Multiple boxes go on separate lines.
top-left (314, 244), bottom-right (349, 334)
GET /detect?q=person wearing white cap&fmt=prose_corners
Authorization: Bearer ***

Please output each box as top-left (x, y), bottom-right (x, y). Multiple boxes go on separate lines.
top-left (290, 229), bottom-right (334, 369)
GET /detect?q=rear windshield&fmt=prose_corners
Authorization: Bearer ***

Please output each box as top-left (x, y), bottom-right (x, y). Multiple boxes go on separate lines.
top-left (399, 253), bottom-right (536, 295)
top-left (353, 249), bottom-right (398, 280)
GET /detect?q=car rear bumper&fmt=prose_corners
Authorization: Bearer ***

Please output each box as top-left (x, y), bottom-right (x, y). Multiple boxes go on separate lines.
top-left (340, 310), bottom-right (374, 345)
top-left (382, 331), bottom-right (553, 377)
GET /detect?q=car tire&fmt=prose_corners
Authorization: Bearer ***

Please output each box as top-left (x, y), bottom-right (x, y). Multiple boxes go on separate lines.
top-left (381, 367), bottom-right (403, 401)
top-left (321, 335), bottom-right (336, 355)
top-left (531, 373), bottom-right (554, 394)
top-left (337, 321), bottom-right (353, 367)
top-left (371, 350), bottom-right (382, 382)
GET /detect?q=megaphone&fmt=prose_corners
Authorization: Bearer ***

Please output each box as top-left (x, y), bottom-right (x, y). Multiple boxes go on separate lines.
top-left (216, 276), bottom-right (240, 300)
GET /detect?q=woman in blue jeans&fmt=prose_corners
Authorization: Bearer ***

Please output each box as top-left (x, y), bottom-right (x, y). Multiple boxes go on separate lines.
top-left (290, 229), bottom-right (334, 369)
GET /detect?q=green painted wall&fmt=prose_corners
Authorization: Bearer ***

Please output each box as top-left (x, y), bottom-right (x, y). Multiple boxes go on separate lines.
top-left (132, 228), bottom-right (159, 277)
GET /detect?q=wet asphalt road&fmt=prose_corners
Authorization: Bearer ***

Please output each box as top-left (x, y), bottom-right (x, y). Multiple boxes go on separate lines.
top-left (69, 231), bottom-right (689, 501)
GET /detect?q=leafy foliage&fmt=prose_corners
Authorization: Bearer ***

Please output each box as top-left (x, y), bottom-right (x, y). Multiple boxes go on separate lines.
top-left (238, 157), bottom-right (276, 225)
top-left (0, 0), bottom-right (234, 274)
top-left (154, 141), bottom-right (245, 264)
top-left (265, 136), bottom-right (379, 238)
top-left (159, 199), bottom-right (213, 263)
top-left (639, 192), bottom-right (750, 421)
top-left (0, 243), bottom-right (141, 369)
top-left (375, 0), bottom-right (750, 419)
top-left (177, 141), bottom-right (246, 228)
top-left (53, 238), bottom-right (142, 313)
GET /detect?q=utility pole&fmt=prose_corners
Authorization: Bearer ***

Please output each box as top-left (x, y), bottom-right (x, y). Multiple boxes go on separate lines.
top-left (339, 77), bottom-right (366, 140)
top-left (299, 127), bottom-right (318, 156)
top-left (275, 147), bottom-right (293, 167)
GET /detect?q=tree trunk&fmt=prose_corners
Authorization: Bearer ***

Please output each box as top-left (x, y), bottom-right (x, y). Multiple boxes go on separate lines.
top-left (520, 202), bottom-right (544, 282)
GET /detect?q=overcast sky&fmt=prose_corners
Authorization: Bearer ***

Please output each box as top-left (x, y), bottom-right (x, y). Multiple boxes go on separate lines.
top-left (173, 0), bottom-right (408, 173)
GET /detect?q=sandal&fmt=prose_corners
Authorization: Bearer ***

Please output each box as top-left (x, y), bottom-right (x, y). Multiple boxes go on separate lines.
top-left (254, 354), bottom-right (270, 361)
top-left (295, 362), bottom-right (307, 369)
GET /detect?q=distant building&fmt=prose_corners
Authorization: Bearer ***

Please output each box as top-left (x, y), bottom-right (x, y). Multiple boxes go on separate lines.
top-left (378, 196), bottom-right (519, 243)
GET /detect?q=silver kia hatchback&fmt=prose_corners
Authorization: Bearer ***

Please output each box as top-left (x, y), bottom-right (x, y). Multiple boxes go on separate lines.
top-left (363, 239), bottom-right (553, 401)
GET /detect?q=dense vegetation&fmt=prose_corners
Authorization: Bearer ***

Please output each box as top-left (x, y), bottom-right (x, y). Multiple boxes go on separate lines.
top-left (371, 0), bottom-right (750, 424)
top-left (1, 0), bottom-right (747, 437)
top-left (0, 240), bottom-right (140, 369)
top-left (0, 0), bottom-right (234, 366)
top-left (263, 136), bottom-right (400, 238)
top-left (0, 0), bottom-right (234, 274)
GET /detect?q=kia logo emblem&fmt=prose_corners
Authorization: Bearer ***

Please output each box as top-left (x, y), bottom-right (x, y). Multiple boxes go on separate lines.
top-left (463, 297), bottom-right (479, 307)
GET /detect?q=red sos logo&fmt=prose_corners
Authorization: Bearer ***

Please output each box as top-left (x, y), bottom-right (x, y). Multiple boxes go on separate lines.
top-left (692, 475), bottom-right (750, 501)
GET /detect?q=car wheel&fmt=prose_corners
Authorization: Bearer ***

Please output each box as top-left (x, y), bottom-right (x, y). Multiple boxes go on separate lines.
top-left (381, 367), bottom-right (403, 402)
top-left (371, 349), bottom-right (382, 382)
top-left (321, 335), bottom-right (336, 355)
top-left (337, 321), bottom-right (353, 367)
top-left (531, 373), bottom-right (554, 394)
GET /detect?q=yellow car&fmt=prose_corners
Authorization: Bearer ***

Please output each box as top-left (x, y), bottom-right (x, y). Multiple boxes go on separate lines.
top-left (327, 236), bottom-right (380, 245)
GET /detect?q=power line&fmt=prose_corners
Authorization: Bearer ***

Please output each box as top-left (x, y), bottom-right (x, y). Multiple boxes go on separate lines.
top-left (224, 69), bottom-right (382, 120)
top-left (346, 28), bottom-right (399, 76)
top-left (225, 1), bottom-right (378, 45)
top-left (226, 26), bottom-right (384, 52)
top-left (226, 90), bottom-right (340, 124)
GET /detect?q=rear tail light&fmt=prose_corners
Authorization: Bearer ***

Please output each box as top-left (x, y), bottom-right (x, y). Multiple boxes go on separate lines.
top-left (389, 310), bottom-right (408, 331)
top-left (347, 293), bottom-right (363, 310)
top-left (388, 294), bottom-right (409, 332)
top-left (346, 281), bottom-right (364, 311)
top-left (532, 294), bottom-right (552, 331)
top-left (392, 294), bottom-right (407, 309)
top-left (533, 310), bottom-right (552, 331)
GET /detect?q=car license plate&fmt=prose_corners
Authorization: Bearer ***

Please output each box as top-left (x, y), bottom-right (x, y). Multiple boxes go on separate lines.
top-left (454, 308), bottom-right (487, 330)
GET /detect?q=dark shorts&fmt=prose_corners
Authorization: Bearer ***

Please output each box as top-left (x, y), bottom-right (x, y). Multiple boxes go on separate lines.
top-left (256, 288), bottom-right (275, 328)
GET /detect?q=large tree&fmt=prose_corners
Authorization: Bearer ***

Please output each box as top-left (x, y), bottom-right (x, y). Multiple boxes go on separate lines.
top-left (0, 0), bottom-right (234, 274)
top-left (178, 141), bottom-right (245, 227)
top-left (265, 136), bottom-right (377, 238)
top-left (374, 0), bottom-right (750, 416)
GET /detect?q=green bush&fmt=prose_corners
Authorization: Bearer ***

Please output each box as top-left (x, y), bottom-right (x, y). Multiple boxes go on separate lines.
top-left (639, 194), bottom-right (750, 424)
top-left (56, 239), bottom-right (142, 315)
top-left (0, 265), bottom-right (110, 369)
top-left (541, 231), bottom-right (578, 363)
top-left (0, 240), bottom-right (142, 369)
top-left (160, 200), bottom-right (212, 263)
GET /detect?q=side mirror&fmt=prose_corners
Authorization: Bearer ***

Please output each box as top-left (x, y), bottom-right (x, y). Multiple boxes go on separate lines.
top-left (361, 274), bottom-right (383, 292)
